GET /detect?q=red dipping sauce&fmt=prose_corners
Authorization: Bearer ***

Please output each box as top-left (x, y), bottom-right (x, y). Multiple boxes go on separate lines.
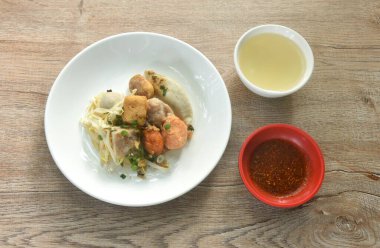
top-left (249, 139), bottom-right (309, 196)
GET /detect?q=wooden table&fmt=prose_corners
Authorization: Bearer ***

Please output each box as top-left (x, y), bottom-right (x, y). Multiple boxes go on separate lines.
top-left (1, 0), bottom-right (379, 247)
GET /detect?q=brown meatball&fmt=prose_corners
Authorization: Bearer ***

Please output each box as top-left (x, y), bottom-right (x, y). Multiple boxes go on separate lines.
top-left (143, 129), bottom-right (164, 155)
top-left (122, 95), bottom-right (147, 126)
top-left (129, 74), bottom-right (154, 98)
top-left (161, 115), bottom-right (188, 150)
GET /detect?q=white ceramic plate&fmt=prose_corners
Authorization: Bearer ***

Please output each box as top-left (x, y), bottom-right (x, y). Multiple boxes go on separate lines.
top-left (45, 32), bottom-right (231, 206)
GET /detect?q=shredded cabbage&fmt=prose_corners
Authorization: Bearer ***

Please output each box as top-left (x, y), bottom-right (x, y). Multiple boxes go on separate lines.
top-left (80, 93), bottom-right (123, 167)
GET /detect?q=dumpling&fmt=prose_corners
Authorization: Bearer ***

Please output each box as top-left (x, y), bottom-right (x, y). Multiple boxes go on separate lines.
top-left (111, 128), bottom-right (140, 163)
top-left (147, 98), bottom-right (174, 127)
top-left (144, 70), bottom-right (193, 124)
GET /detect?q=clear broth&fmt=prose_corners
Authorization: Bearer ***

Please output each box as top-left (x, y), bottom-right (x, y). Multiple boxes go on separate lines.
top-left (239, 33), bottom-right (306, 91)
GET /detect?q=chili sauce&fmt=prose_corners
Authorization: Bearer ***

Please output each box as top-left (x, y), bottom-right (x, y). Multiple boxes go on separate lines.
top-left (250, 139), bottom-right (308, 196)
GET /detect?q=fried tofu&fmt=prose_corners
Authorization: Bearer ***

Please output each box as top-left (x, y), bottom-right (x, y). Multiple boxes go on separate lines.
top-left (122, 95), bottom-right (148, 126)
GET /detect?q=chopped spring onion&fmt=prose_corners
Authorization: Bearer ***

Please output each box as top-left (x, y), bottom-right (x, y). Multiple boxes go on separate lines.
top-left (131, 120), bottom-right (138, 128)
top-left (156, 155), bottom-right (165, 164)
top-left (160, 85), bottom-right (168, 96)
top-left (188, 125), bottom-right (194, 131)
top-left (164, 123), bottom-right (171, 130)
top-left (113, 115), bottom-right (124, 126)
top-left (131, 163), bottom-right (138, 171)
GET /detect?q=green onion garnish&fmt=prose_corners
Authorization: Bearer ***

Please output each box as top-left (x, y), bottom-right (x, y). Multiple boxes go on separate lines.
top-left (164, 123), bottom-right (171, 130)
top-left (131, 163), bottom-right (138, 171)
top-left (188, 125), bottom-right (194, 131)
top-left (160, 85), bottom-right (168, 96)
top-left (131, 120), bottom-right (138, 128)
top-left (113, 115), bottom-right (123, 126)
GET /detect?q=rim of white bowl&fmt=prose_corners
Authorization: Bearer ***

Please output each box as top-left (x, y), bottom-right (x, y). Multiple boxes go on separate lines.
top-left (234, 24), bottom-right (314, 98)
top-left (44, 32), bottom-right (232, 206)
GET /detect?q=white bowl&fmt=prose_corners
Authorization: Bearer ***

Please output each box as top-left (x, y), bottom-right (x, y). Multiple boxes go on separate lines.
top-left (45, 32), bottom-right (232, 206)
top-left (234, 24), bottom-right (314, 98)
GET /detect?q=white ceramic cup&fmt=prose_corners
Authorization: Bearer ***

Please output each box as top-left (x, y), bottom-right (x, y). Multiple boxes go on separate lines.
top-left (234, 24), bottom-right (314, 98)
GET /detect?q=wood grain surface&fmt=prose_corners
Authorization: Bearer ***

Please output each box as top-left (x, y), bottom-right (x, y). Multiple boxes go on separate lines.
top-left (1, 0), bottom-right (380, 247)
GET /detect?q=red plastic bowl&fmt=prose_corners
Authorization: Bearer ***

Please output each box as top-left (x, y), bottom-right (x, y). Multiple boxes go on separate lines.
top-left (238, 124), bottom-right (324, 208)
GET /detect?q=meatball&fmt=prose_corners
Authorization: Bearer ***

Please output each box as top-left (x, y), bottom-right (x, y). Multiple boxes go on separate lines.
top-left (99, 92), bottom-right (123, 109)
top-left (129, 74), bottom-right (154, 98)
top-left (161, 115), bottom-right (188, 150)
top-left (147, 98), bottom-right (174, 127)
top-left (122, 95), bottom-right (147, 126)
top-left (143, 129), bottom-right (164, 155)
